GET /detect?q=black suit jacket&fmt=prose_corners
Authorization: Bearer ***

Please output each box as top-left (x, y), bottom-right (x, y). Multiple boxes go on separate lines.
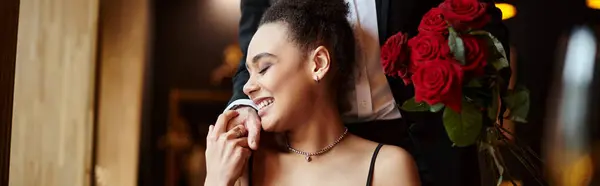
top-left (231, 0), bottom-right (509, 185)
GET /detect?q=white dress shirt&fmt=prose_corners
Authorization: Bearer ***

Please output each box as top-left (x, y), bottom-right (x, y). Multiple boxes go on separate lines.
top-left (226, 0), bottom-right (401, 123)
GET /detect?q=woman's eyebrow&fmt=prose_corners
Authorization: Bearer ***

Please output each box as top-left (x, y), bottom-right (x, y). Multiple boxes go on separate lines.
top-left (246, 52), bottom-right (277, 69)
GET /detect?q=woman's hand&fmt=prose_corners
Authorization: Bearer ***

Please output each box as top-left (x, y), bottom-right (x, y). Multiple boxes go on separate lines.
top-left (205, 110), bottom-right (252, 186)
top-left (227, 106), bottom-right (261, 150)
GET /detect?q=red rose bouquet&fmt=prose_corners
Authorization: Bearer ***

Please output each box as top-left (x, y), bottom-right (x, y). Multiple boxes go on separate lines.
top-left (381, 0), bottom-right (535, 184)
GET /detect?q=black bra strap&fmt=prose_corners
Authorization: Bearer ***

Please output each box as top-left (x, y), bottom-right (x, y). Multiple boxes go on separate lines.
top-left (248, 154), bottom-right (254, 186)
top-left (366, 144), bottom-right (384, 186)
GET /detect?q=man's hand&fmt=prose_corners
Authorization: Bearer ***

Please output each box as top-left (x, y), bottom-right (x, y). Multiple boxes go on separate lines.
top-left (227, 106), bottom-right (261, 150)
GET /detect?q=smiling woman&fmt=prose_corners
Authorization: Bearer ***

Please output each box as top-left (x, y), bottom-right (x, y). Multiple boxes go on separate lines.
top-left (241, 0), bottom-right (356, 132)
top-left (204, 0), bottom-right (420, 186)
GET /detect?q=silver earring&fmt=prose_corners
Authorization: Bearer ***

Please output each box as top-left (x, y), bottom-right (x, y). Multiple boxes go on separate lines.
top-left (313, 75), bottom-right (319, 83)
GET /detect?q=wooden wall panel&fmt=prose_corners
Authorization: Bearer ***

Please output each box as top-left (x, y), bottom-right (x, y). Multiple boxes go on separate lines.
top-left (94, 0), bottom-right (150, 185)
top-left (8, 0), bottom-right (99, 185)
top-left (0, 0), bottom-right (20, 185)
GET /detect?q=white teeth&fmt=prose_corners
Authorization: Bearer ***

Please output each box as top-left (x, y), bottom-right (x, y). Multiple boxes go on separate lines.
top-left (258, 99), bottom-right (273, 110)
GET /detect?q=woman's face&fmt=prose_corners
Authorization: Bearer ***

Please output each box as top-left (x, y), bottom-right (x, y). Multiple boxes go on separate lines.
top-left (243, 23), bottom-right (330, 132)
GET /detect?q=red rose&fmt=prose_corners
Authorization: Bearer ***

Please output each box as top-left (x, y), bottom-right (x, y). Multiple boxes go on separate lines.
top-left (381, 32), bottom-right (412, 84)
top-left (408, 34), bottom-right (452, 64)
top-left (412, 58), bottom-right (463, 112)
top-left (418, 8), bottom-right (449, 35)
top-left (461, 35), bottom-right (488, 77)
top-left (439, 0), bottom-right (490, 30)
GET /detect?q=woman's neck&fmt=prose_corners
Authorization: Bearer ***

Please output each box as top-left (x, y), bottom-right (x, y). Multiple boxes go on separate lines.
top-left (285, 99), bottom-right (346, 153)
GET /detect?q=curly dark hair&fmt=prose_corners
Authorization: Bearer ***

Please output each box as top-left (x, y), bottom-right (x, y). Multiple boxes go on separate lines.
top-left (259, 0), bottom-right (356, 113)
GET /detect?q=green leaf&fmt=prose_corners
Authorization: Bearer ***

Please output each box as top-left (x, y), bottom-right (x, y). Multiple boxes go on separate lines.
top-left (503, 87), bottom-right (530, 123)
top-left (482, 32), bottom-right (509, 71)
top-left (489, 56), bottom-right (510, 71)
top-left (448, 27), bottom-right (466, 65)
top-left (468, 30), bottom-right (490, 36)
top-left (488, 87), bottom-right (499, 121)
top-left (443, 101), bottom-right (483, 147)
top-left (430, 103), bottom-right (445, 113)
top-left (401, 97), bottom-right (431, 112)
top-left (487, 33), bottom-right (508, 60)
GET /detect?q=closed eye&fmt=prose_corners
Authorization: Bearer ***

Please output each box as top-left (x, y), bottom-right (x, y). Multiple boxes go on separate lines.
top-left (259, 65), bottom-right (271, 74)
top-left (249, 52), bottom-right (277, 74)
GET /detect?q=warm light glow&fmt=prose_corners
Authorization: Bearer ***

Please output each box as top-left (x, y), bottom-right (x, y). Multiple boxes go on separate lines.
top-left (495, 3), bottom-right (516, 20)
top-left (588, 0), bottom-right (600, 9)
top-left (204, 0), bottom-right (241, 33)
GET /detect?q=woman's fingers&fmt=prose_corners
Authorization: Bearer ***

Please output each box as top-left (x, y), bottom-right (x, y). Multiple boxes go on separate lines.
top-left (222, 137), bottom-right (251, 151)
top-left (240, 146), bottom-right (252, 160)
top-left (224, 138), bottom-right (251, 162)
top-left (211, 110), bottom-right (239, 137)
top-left (231, 145), bottom-right (252, 165)
top-left (230, 137), bottom-right (250, 149)
top-left (220, 125), bottom-right (247, 140)
top-left (205, 112), bottom-right (253, 185)
top-left (206, 125), bottom-right (216, 142)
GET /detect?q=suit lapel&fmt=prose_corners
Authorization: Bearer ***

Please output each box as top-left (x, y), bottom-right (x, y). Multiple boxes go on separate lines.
top-left (377, 0), bottom-right (390, 46)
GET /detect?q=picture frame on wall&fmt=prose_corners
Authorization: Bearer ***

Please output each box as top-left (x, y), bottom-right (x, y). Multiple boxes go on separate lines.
top-left (162, 89), bottom-right (231, 186)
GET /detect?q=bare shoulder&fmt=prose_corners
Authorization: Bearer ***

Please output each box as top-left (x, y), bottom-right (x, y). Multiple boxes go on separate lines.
top-left (371, 145), bottom-right (421, 186)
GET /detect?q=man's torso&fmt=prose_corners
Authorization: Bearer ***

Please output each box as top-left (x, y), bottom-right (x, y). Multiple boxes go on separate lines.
top-left (343, 0), bottom-right (401, 123)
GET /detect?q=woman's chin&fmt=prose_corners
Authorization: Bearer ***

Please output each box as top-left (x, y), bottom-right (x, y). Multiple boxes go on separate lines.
top-left (260, 117), bottom-right (282, 132)
top-left (262, 126), bottom-right (277, 132)
top-left (261, 122), bottom-right (277, 132)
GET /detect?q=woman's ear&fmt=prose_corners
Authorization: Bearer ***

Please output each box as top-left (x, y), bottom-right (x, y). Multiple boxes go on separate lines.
top-left (309, 46), bottom-right (331, 82)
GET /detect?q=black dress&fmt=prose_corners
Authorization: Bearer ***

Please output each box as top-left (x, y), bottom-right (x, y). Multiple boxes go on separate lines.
top-left (248, 144), bottom-right (385, 186)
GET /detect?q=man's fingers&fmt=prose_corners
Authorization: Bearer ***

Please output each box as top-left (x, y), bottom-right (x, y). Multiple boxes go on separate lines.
top-left (246, 118), bottom-right (261, 150)
top-left (226, 116), bottom-right (244, 131)
top-left (213, 110), bottom-right (239, 136)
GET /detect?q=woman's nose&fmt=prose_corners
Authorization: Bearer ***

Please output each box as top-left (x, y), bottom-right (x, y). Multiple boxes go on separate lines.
top-left (243, 77), bottom-right (259, 97)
